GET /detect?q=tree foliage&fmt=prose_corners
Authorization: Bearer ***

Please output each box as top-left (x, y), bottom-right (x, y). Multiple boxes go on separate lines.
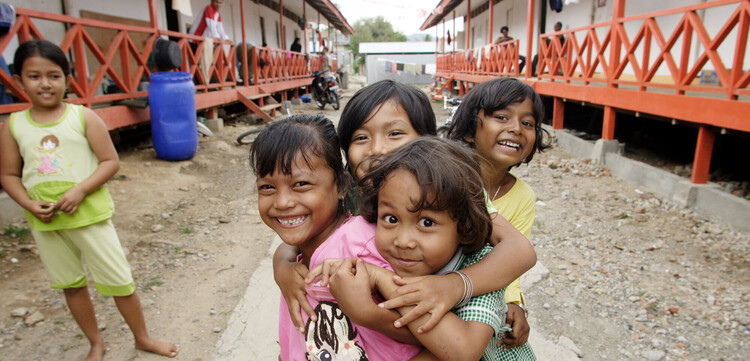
top-left (347, 16), bottom-right (407, 58)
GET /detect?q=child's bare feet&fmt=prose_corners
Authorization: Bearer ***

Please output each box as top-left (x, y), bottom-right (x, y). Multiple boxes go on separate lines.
top-left (84, 342), bottom-right (106, 361)
top-left (135, 337), bottom-right (179, 358)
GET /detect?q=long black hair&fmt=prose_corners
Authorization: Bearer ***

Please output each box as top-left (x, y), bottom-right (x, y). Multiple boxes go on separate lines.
top-left (448, 78), bottom-right (551, 166)
top-left (14, 39), bottom-right (70, 76)
top-left (337, 80), bottom-right (436, 163)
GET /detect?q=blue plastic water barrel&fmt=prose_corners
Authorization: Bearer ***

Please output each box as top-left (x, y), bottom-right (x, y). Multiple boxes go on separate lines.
top-left (148, 72), bottom-right (197, 161)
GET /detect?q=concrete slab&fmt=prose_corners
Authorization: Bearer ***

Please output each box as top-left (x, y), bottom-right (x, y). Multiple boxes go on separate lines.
top-left (604, 152), bottom-right (685, 200)
top-left (550, 128), bottom-right (595, 160)
top-left (214, 236), bottom-right (281, 361)
top-left (550, 129), bottom-right (750, 233)
top-left (693, 183), bottom-right (750, 233)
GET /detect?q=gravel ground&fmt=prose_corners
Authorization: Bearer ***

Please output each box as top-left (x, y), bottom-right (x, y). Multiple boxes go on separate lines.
top-left (0, 77), bottom-right (748, 360)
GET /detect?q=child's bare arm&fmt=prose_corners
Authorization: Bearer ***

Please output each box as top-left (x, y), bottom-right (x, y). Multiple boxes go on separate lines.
top-left (272, 242), bottom-right (313, 329)
top-left (380, 213), bottom-right (536, 331)
top-left (368, 261), bottom-right (494, 360)
top-left (309, 258), bottom-right (419, 345)
top-left (0, 122), bottom-right (56, 222)
top-left (55, 108), bottom-right (119, 214)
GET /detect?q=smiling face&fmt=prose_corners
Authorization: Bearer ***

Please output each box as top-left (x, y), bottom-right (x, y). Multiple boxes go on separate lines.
top-left (471, 97), bottom-right (537, 170)
top-left (256, 153), bottom-right (344, 258)
top-left (346, 100), bottom-right (420, 180)
top-left (14, 56), bottom-right (69, 111)
top-left (374, 169), bottom-right (459, 277)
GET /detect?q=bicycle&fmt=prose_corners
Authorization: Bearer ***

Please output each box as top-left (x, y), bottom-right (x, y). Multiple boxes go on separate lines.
top-left (437, 96), bottom-right (462, 138)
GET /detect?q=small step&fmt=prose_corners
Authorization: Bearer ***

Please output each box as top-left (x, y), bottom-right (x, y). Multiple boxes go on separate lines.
top-left (260, 104), bottom-right (282, 112)
top-left (247, 93), bottom-right (270, 100)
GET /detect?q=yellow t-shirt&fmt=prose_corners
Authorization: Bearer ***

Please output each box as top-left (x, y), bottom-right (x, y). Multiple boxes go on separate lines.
top-left (492, 174), bottom-right (536, 304)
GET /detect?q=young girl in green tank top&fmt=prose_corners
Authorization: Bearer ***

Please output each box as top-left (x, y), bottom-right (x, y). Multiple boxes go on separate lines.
top-left (0, 40), bottom-right (177, 361)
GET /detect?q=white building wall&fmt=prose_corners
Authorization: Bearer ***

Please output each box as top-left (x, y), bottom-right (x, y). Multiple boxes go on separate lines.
top-left (2, 0), bottom-right (65, 61)
top-left (456, 0), bottom-right (744, 77)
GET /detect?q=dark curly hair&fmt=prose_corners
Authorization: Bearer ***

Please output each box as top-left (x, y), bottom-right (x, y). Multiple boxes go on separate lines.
top-left (447, 78), bottom-right (551, 168)
top-left (359, 137), bottom-right (491, 253)
top-left (249, 114), bottom-right (351, 196)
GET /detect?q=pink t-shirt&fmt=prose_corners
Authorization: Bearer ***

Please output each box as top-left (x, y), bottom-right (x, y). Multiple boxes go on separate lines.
top-left (278, 216), bottom-right (422, 361)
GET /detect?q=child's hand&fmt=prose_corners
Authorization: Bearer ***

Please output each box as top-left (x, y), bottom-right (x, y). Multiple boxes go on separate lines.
top-left (378, 273), bottom-right (463, 332)
top-left (274, 260), bottom-right (313, 330)
top-left (306, 258), bottom-right (347, 287)
top-left (27, 200), bottom-right (57, 223)
top-left (497, 303), bottom-right (530, 349)
top-left (55, 186), bottom-right (86, 214)
top-left (327, 259), bottom-right (378, 321)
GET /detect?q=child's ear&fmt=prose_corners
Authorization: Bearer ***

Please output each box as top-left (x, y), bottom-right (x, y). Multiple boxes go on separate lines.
top-left (65, 74), bottom-right (73, 88)
top-left (12, 74), bottom-right (24, 91)
top-left (464, 135), bottom-right (474, 144)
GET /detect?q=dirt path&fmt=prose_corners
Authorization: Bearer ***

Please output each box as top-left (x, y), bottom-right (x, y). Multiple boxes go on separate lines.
top-left (1, 79), bottom-right (748, 360)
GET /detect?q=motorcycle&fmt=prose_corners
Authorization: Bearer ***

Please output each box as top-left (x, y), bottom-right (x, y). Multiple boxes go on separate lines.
top-left (312, 71), bottom-right (341, 110)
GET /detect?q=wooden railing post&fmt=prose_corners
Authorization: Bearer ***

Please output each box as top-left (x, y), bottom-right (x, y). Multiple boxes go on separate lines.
top-left (488, 0), bottom-right (493, 46)
top-left (691, 125), bottom-right (714, 184)
top-left (241, 0), bottom-right (248, 86)
top-left (602, 105), bottom-right (616, 140)
top-left (148, 0), bottom-right (158, 30)
top-left (279, 0), bottom-right (285, 50)
top-left (602, 0), bottom-right (625, 140)
top-left (525, 0), bottom-right (535, 79)
top-left (553, 97), bottom-right (564, 129)
top-left (466, 0), bottom-right (471, 49)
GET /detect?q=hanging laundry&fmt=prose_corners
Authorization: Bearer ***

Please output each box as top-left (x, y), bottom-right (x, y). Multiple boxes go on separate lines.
top-left (447, 30), bottom-right (451, 45)
top-left (550, 0), bottom-right (563, 12)
top-left (0, 2), bottom-right (15, 34)
top-left (172, 0), bottom-right (192, 17)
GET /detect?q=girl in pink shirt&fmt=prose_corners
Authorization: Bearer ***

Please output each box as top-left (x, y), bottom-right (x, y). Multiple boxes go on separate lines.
top-left (250, 114), bottom-right (429, 360)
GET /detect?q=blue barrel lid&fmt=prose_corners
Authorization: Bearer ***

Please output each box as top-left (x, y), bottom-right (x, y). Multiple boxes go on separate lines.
top-left (150, 71), bottom-right (192, 82)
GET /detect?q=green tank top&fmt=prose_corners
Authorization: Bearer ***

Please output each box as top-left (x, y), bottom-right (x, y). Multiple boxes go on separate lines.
top-left (10, 104), bottom-right (114, 231)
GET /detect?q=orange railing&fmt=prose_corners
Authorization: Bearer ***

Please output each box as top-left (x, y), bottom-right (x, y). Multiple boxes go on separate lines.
top-left (536, 0), bottom-right (750, 100)
top-left (0, 6), bottom-right (324, 117)
top-left (308, 54), bottom-right (339, 73)
top-left (436, 40), bottom-right (521, 77)
top-left (433, 0), bottom-right (750, 184)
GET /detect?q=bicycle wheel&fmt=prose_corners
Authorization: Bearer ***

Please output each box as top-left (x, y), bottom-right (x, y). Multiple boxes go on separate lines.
top-left (236, 125), bottom-right (266, 145)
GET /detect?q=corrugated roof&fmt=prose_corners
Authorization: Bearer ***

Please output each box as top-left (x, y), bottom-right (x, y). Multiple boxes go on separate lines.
top-left (306, 0), bottom-right (354, 35)
top-left (420, 0), bottom-right (464, 31)
top-left (359, 42), bottom-right (437, 54)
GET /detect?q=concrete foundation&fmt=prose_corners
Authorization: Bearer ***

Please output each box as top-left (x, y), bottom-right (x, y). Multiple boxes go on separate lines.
top-left (206, 117), bottom-right (224, 133)
top-left (550, 126), bottom-right (750, 233)
top-left (592, 139), bottom-right (624, 164)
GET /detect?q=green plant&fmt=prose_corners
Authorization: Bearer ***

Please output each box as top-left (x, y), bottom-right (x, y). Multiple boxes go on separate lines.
top-left (3, 225), bottom-right (30, 243)
top-left (141, 277), bottom-right (163, 291)
top-left (181, 223), bottom-right (195, 234)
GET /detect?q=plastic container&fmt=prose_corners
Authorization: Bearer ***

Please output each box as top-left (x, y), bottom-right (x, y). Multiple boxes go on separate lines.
top-left (148, 72), bottom-right (197, 161)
